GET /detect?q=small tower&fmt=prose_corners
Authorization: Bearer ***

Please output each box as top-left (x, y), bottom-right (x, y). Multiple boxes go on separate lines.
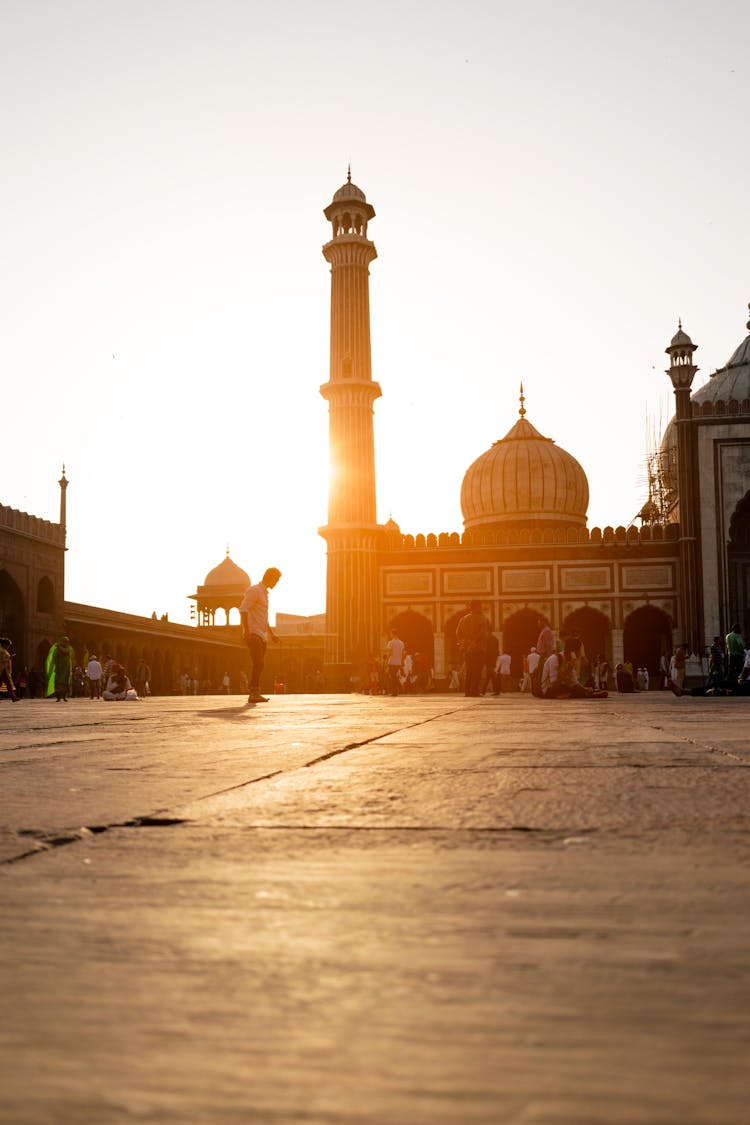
top-left (58, 464), bottom-right (68, 543)
top-left (319, 171), bottom-right (382, 680)
top-left (59, 465), bottom-right (68, 626)
top-left (665, 322), bottom-right (702, 654)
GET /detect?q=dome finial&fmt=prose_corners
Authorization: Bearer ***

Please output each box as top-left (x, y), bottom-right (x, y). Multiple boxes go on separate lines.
top-left (347, 163), bottom-right (352, 183)
top-left (519, 382), bottom-right (526, 418)
top-left (746, 300), bottom-right (750, 333)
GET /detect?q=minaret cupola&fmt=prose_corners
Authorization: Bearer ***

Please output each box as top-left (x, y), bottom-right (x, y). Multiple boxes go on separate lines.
top-left (324, 166), bottom-right (375, 240)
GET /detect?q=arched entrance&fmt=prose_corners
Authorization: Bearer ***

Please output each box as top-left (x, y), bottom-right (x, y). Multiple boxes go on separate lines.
top-left (561, 607), bottom-right (611, 668)
top-left (502, 608), bottom-right (544, 682)
top-left (728, 491), bottom-right (750, 639)
top-left (389, 610), bottom-right (434, 668)
top-left (0, 571), bottom-right (25, 668)
top-left (623, 605), bottom-right (672, 680)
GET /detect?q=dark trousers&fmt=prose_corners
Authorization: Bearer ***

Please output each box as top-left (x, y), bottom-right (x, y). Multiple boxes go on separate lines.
top-left (728, 654), bottom-right (744, 686)
top-left (247, 634), bottom-right (267, 690)
top-left (464, 652), bottom-right (485, 696)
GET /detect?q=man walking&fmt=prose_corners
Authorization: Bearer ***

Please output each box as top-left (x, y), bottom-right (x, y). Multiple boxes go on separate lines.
top-left (240, 568), bottom-right (282, 704)
top-left (456, 600), bottom-right (490, 698)
top-left (86, 653), bottom-right (103, 699)
top-left (385, 630), bottom-right (405, 696)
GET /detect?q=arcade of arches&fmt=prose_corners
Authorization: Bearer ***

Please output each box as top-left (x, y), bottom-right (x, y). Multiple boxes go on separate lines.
top-left (390, 601), bottom-right (674, 688)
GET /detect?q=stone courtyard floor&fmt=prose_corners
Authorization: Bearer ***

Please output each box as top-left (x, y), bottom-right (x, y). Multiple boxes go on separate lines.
top-left (1, 691), bottom-right (749, 1123)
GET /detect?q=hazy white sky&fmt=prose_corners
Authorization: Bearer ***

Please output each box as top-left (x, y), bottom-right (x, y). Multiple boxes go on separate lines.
top-left (2, 0), bottom-right (749, 623)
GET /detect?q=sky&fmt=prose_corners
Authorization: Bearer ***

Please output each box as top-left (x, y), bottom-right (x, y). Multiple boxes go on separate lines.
top-left (2, 0), bottom-right (749, 625)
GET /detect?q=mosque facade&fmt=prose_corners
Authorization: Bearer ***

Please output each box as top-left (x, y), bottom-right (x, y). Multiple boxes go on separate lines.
top-left (318, 174), bottom-right (750, 687)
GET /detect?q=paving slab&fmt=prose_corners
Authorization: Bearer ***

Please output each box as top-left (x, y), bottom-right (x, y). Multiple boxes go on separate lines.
top-left (1, 693), bottom-right (750, 1123)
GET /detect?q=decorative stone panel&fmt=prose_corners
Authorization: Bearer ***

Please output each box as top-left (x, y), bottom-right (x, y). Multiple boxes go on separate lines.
top-left (385, 572), bottom-right (433, 596)
top-left (443, 570), bottom-right (493, 594)
top-left (621, 565), bottom-right (672, 590)
top-left (560, 567), bottom-right (610, 591)
top-left (501, 569), bottom-right (550, 593)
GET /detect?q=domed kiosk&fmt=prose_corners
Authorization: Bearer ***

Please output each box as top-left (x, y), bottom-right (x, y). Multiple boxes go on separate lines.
top-left (460, 388), bottom-right (589, 538)
top-left (189, 552), bottom-right (251, 627)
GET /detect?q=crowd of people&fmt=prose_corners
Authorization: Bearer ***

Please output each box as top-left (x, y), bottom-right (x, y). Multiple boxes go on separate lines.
top-left (0, 636), bottom-right (146, 703)
top-left (2, 615), bottom-right (750, 705)
top-left (379, 612), bottom-right (750, 703)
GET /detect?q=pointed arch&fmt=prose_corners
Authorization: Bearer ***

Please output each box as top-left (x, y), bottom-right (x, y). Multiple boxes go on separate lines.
top-left (561, 606), bottom-right (611, 669)
top-left (623, 605), bottom-right (673, 681)
top-left (501, 608), bottom-right (545, 679)
top-left (388, 610), bottom-right (434, 668)
top-left (0, 571), bottom-right (25, 666)
top-left (728, 490), bottom-right (750, 638)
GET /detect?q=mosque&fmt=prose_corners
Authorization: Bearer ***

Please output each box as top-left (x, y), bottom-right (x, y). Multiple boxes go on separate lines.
top-left (2, 173), bottom-right (748, 693)
top-left (317, 172), bottom-right (750, 688)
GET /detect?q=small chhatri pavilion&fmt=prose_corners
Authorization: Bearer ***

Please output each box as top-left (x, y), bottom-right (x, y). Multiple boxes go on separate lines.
top-left (189, 550), bottom-right (250, 626)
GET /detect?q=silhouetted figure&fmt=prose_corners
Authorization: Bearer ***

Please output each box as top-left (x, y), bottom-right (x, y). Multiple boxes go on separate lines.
top-left (707, 636), bottom-right (725, 689)
top-left (725, 624), bottom-right (745, 688)
top-left (135, 659), bottom-right (151, 698)
top-left (456, 600), bottom-right (490, 698)
top-left (240, 567), bottom-right (282, 704)
top-left (385, 630), bottom-right (405, 696)
top-left (615, 663), bottom-right (635, 693)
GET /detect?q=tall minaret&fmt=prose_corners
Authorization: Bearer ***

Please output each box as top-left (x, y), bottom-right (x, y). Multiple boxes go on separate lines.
top-left (665, 323), bottom-right (702, 654)
top-left (59, 465), bottom-right (68, 624)
top-left (319, 170), bottom-right (382, 678)
top-left (59, 464), bottom-right (68, 541)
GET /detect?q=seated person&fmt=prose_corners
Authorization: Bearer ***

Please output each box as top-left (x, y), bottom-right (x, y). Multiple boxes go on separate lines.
top-left (541, 639), bottom-right (607, 699)
top-left (102, 664), bottom-right (139, 701)
top-left (615, 663), bottom-right (635, 693)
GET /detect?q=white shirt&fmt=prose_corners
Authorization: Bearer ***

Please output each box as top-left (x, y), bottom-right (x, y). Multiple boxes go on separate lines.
top-left (386, 637), bottom-right (405, 666)
top-left (86, 659), bottom-right (103, 681)
top-left (541, 653), bottom-right (579, 696)
top-left (240, 582), bottom-right (269, 641)
top-left (527, 651), bottom-right (540, 674)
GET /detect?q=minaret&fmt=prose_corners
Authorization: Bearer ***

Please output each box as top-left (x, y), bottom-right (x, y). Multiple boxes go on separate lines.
top-left (59, 465), bottom-right (68, 625)
top-left (665, 322), bottom-right (702, 654)
top-left (319, 170), bottom-right (382, 679)
top-left (59, 464), bottom-right (68, 541)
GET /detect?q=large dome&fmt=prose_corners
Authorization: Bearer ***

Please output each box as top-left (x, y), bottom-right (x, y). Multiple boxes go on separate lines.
top-left (461, 408), bottom-right (589, 531)
top-left (203, 555), bottom-right (250, 589)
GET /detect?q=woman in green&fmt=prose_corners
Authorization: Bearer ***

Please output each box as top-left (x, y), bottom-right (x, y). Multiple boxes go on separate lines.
top-left (45, 636), bottom-right (75, 702)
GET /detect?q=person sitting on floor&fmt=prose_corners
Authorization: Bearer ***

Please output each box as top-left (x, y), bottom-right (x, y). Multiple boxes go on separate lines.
top-left (102, 664), bottom-right (139, 701)
top-left (615, 663), bottom-right (635, 693)
top-left (541, 638), bottom-right (607, 699)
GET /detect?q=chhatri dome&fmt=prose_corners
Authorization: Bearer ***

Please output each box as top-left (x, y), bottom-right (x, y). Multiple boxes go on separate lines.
top-left (331, 165), bottom-right (368, 204)
top-left (461, 386), bottom-right (589, 532)
top-left (189, 551), bottom-right (251, 627)
top-left (203, 553), bottom-right (250, 589)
